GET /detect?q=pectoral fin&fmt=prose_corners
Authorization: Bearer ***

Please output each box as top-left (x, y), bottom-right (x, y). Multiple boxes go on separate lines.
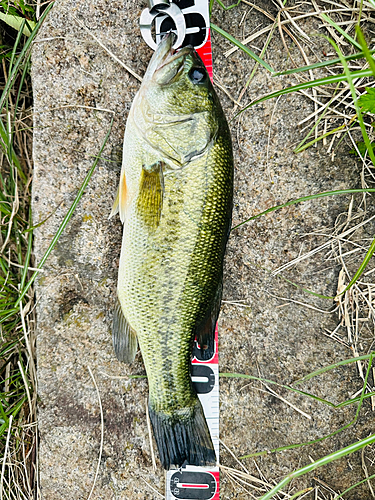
top-left (110, 171), bottom-right (129, 223)
top-left (109, 185), bottom-right (120, 218)
top-left (136, 161), bottom-right (164, 229)
top-left (112, 296), bottom-right (138, 364)
top-left (195, 281), bottom-right (222, 360)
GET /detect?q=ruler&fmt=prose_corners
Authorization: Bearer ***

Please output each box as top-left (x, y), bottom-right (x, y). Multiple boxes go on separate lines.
top-left (166, 326), bottom-right (220, 500)
top-left (155, 0), bottom-right (213, 80)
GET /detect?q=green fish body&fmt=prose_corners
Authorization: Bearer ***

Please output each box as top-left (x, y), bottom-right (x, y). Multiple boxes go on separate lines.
top-left (112, 34), bottom-right (233, 469)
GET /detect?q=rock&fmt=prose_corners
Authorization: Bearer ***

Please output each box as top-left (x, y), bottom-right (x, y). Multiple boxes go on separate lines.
top-left (32, 0), bottom-right (375, 498)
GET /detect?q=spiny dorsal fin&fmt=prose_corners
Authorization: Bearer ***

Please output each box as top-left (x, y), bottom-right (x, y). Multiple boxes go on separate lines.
top-left (112, 296), bottom-right (138, 364)
top-left (136, 161), bottom-right (164, 229)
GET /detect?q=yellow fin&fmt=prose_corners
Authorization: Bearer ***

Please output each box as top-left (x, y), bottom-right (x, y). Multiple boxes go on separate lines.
top-left (119, 171), bottom-right (129, 223)
top-left (136, 161), bottom-right (164, 229)
top-left (110, 171), bottom-right (129, 222)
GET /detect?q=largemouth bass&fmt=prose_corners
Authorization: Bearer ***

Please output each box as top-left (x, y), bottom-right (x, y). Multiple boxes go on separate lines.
top-left (112, 33), bottom-right (233, 469)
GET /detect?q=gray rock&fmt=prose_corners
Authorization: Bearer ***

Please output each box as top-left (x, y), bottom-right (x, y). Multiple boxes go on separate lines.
top-left (32, 0), bottom-right (375, 498)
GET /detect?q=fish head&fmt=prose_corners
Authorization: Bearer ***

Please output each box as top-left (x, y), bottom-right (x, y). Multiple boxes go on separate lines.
top-left (136, 33), bottom-right (223, 166)
top-left (141, 33), bottom-right (217, 117)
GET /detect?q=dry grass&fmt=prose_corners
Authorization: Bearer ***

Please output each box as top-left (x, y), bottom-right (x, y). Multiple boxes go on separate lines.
top-left (217, 0), bottom-right (375, 497)
top-left (0, 4), bottom-right (40, 499)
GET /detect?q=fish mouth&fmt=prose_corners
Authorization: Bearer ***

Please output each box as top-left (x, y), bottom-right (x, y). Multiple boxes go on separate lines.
top-left (157, 31), bottom-right (177, 63)
top-left (155, 36), bottom-right (194, 85)
top-left (156, 33), bottom-right (192, 69)
top-left (143, 33), bottom-right (193, 83)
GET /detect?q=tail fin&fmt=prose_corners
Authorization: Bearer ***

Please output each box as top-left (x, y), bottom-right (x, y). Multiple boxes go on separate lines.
top-left (149, 399), bottom-right (216, 470)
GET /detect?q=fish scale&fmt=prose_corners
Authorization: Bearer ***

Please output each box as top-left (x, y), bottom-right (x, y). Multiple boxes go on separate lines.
top-left (112, 33), bottom-right (233, 469)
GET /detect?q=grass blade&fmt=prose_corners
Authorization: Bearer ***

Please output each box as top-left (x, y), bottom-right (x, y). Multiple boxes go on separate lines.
top-left (8, 19), bottom-right (26, 74)
top-left (14, 117), bottom-right (114, 309)
top-left (273, 49), bottom-right (375, 76)
top-left (258, 433), bottom-right (375, 500)
top-left (19, 209), bottom-right (33, 293)
top-left (334, 473), bottom-right (375, 499)
top-left (0, 14), bottom-right (35, 36)
top-left (236, 69), bottom-right (373, 116)
top-left (233, 187), bottom-right (375, 295)
top-left (220, 372), bottom-right (338, 407)
top-left (232, 188), bottom-right (375, 229)
top-left (211, 23), bottom-right (274, 74)
top-left (320, 12), bottom-right (362, 51)
top-left (356, 25), bottom-right (375, 78)
top-left (329, 36), bottom-right (375, 167)
top-left (0, 124), bottom-right (24, 181)
top-left (294, 116), bottom-right (357, 153)
top-left (0, 3), bottom-right (54, 113)
top-left (342, 235), bottom-right (375, 293)
top-left (211, 0), bottom-right (241, 12)
top-left (295, 353), bottom-right (375, 385)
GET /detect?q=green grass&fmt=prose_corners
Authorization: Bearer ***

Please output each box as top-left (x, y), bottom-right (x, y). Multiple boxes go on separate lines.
top-left (0, 0), bottom-right (41, 488)
top-left (222, 351), bottom-right (374, 459)
top-left (0, 3), bottom-right (114, 497)
top-left (212, 1), bottom-right (375, 497)
top-left (216, 8), bottom-right (375, 297)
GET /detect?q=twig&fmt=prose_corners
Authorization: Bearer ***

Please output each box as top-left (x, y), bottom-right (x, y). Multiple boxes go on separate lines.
top-left (0, 176), bottom-right (19, 255)
top-left (87, 367), bottom-right (104, 500)
top-left (17, 361), bottom-right (33, 419)
top-left (259, 384), bottom-right (312, 420)
top-left (73, 16), bottom-right (142, 82)
top-left (219, 438), bottom-right (250, 473)
top-left (146, 398), bottom-right (157, 470)
top-left (20, 299), bottom-right (36, 393)
top-left (273, 214), bottom-right (375, 276)
top-left (362, 446), bottom-right (375, 498)
top-left (139, 476), bottom-right (164, 498)
top-left (46, 104), bottom-right (115, 114)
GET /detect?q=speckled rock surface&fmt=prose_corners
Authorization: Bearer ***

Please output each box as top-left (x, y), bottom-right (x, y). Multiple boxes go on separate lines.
top-left (32, 1), bottom-right (375, 498)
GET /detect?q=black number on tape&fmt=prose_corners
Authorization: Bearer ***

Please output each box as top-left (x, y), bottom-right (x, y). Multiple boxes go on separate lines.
top-left (192, 339), bottom-right (215, 362)
top-left (176, 0), bottom-right (195, 8)
top-left (191, 364), bottom-right (215, 394)
top-left (170, 470), bottom-right (217, 499)
top-left (159, 12), bottom-right (207, 48)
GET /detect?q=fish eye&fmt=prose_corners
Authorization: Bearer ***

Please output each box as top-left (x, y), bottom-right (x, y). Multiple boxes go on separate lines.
top-left (188, 67), bottom-right (207, 84)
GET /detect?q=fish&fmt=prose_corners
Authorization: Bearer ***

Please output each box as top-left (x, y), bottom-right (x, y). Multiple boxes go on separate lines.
top-left (111, 32), bottom-right (233, 470)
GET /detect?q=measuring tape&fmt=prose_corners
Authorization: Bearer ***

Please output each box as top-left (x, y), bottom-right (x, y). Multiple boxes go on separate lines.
top-left (139, 4), bottom-right (218, 497)
top-left (166, 327), bottom-right (220, 500)
top-left (140, 0), bottom-right (213, 80)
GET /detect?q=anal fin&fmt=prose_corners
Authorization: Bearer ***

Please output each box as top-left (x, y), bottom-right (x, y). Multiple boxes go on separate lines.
top-left (112, 296), bottom-right (138, 363)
